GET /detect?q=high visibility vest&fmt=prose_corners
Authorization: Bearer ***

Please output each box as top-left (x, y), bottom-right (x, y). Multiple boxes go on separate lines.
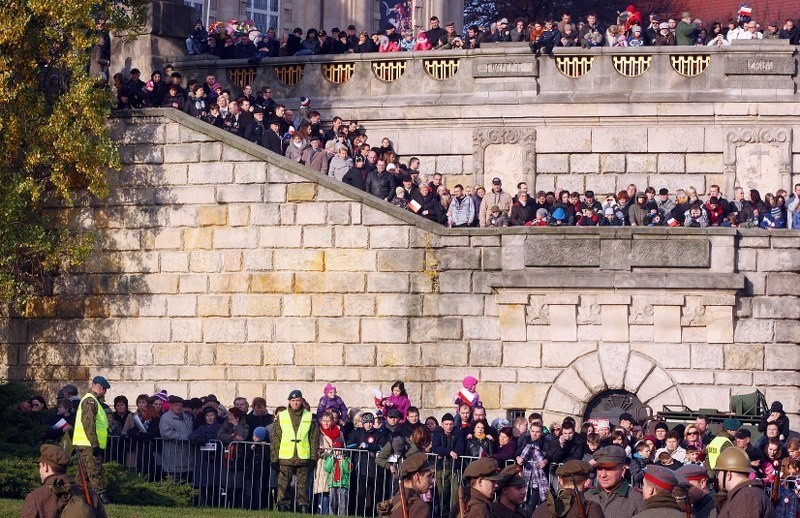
top-left (706, 436), bottom-right (732, 469)
top-left (73, 392), bottom-right (108, 449)
top-left (278, 409), bottom-right (312, 460)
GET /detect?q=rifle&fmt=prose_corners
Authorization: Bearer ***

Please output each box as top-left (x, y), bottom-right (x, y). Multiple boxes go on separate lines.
top-left (75, 453), bottom-right (93, 507)
top-left (770, 463), bottom-right (781, 505)
top-left (570, 475), bottom-right (587, 518)
top-left (458, 483), bottom-right (467, 518)
top-left (397, 462), bottom-right (409, 518)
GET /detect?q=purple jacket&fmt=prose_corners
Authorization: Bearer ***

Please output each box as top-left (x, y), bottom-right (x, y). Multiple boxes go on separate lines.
top-left (316, 395), bottom-right (347, 421)
top-left (381, 394), bottom-right (411, 420)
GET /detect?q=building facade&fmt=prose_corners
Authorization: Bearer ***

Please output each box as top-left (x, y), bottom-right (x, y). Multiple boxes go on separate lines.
top-left (187, 0), bottom-right (465, 35)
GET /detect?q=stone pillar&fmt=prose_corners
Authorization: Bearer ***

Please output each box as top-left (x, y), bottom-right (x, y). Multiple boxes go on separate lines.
top-left (111, 0), bottom-right (196, 77)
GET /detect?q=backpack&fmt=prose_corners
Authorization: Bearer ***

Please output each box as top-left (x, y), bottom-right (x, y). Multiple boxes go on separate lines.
top-left (50, 479), bottom-right (96, 518)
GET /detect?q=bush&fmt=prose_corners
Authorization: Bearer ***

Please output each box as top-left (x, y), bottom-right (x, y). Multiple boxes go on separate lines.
top-left (0, 452), bottom-right (40, 498)
top-left (0, 382), bottom-right (43, 445)
top-left (104, 463), bottom-right (197, 507)
top-left (0, 450), bottom-right (196, 507)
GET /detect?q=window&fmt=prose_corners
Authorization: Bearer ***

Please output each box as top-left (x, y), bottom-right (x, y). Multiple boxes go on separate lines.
top-left (246, 0), bottom-right (279, 32)
top-left (184, 0), bottom-right (203, 21)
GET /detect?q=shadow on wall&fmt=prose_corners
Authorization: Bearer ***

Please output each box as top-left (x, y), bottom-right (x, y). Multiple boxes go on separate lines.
top-left (7, 113), bottom-right (175, 400)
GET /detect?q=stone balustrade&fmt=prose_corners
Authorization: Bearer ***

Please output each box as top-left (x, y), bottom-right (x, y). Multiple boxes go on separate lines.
top-left (170, 41), bottom-right (799, 106)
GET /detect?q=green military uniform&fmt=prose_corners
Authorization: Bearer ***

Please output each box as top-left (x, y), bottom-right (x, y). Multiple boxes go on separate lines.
top-left (270, 390), bottom-right (319, 512)
top-left (387, 453), bottom-right (434, 518)
top-left (585, 446), bottom-right (643, 518)
top-left (72, 376), bottom-right (111, 499)
top-left (21, 444), bottom-right (107, 518)
top-left (531, 460), bottom-right (605, 518)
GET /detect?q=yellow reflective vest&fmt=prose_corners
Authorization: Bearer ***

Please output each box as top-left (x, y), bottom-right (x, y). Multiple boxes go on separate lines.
top-left (73, 392), bottom-right (108, 449)
top-left (278, 409), bottom-right (312, 460)
top-left (706, 436), bottom-right (732, 469)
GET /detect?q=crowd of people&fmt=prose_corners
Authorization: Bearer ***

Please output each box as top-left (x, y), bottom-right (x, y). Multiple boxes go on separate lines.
top-left (184, 8), bottom-right (800, 60)
top-left (19, 376), bottom-right (799, 517)
top-left (110, 62), bottom-right (800, 231)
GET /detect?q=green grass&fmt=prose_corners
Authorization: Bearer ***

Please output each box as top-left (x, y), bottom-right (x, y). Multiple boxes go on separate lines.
top-left (0, 498), bottom-right (306, 517)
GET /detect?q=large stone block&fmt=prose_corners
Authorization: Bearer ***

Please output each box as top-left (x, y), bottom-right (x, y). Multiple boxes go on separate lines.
top-left (274, 318), bottom-right (317, 343)
top-left (647, 127), bottom-right (705, 153)
top-left (525, 238), bottom-right (600, 267)
top-left (498, 304), bottom-right (527, 342)
top-left (734, 319), bottom-right (774, 342)
top-left (764, 344), bottom-right (800, 371)
top-left (362, 318), bottom-right (409, 343)
top-left (325, 249), bottom-right (376, 271)
top-left (752, 297), bottom-right (800, 319)
top-left (376, 343), bottom-right (419, 366)
top-left (203, 318), bottom-right (247, 343)
top-left (592, 127), bottom-right (647, 153)
top-left (463, 317), bottom-right (501, 340)
top-left (724, 344), bottom-right (764, 370)
top-left (541, 341), bottom-right (596, 368)
top-left (295, 344), bottom-right (345, 366)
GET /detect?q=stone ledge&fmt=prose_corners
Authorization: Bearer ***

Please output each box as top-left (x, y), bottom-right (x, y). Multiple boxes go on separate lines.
top-left (489, 271), bottom-right (745, 290)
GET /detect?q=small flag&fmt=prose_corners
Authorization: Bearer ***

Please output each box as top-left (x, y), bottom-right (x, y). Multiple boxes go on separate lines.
top-left (457, 388), bottom-right (476, 404)
top-left (52, 418), bottom-right (72, 432)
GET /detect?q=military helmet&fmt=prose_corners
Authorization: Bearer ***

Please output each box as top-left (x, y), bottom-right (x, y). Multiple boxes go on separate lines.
top-left (712, 446), bottom-right (751, 474)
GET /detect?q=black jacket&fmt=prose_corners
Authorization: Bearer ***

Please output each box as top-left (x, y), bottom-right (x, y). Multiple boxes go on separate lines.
top-left (365, 170), bottom-right (395, 200)
top-left (263, 130), bottom-right (283, 154)
top-left (342, 166), bottom-right (369, 191)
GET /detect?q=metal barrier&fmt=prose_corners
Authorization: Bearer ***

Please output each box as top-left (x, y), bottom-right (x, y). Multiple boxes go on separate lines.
top-left (100, 436), bottom-right (578, 515)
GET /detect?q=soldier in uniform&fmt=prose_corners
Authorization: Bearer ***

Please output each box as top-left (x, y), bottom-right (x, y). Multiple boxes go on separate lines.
top-left (386, 452), bottom-right (433, 518)
top-left (676, 464), bottom-right (716, 518)
top-left (712, 447), bottom-right (774, 518)
top-left (633, 465), bottom-right (684, 517)
top-left (22, 444), bottom-right (107, 518)
top-left (585, 445), bottom-right (644, 517)
top-left (454, 458), bottom-right (503, 518)
top-left (492, 465), bottom-right (528, 518)
top-left (72, 375), bottom-right (111, 504)
top-left (270, 389), bottom-right (319, 513)
top-left (532, 460), bottom-right (605, 518)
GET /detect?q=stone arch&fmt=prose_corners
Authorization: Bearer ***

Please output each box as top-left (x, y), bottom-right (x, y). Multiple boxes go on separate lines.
top-left (542, 350), bottom-right (683, 422)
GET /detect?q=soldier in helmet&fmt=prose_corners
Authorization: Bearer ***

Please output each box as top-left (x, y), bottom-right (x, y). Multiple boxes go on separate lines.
top-left (585, 445), bottom-right (643, 517)
top-left (711, 447), bottom-right (774, 518)
top-left (532, 460), bottom-right (605, 517)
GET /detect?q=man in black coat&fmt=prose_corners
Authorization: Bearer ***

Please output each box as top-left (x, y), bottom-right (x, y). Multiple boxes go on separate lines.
top-left (243, 107), bottom-right (266, 145)
top-left (263, 118), bottom-right (283, 155)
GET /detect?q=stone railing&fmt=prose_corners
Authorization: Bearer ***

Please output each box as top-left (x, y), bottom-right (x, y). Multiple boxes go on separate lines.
top-left (169, 40), bottom-right (799, 106)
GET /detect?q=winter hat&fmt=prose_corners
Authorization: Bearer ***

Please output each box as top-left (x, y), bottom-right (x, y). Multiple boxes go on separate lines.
top-left (654, 421), bottom-right (669, 432)
top-left (253, 427), bottom-right (267, 441)
top-left (463, 375), bottom-right (478, 387)
top-left (395, 187), bottom-right (405, 196)
top-left (324, 383), bottom-right (336, 394)
top-left (536, 208), bottom-right (548, 218)
top-left (604, 207), bottom-right (615, 216)
top-left (299, 96), bottom-right (311, 107)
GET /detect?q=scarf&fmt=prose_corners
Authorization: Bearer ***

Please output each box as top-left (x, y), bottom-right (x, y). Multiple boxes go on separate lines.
top-left (322, 425), bottom-right (341, 444)
top-left (474, 431), bottom-right (486, 441)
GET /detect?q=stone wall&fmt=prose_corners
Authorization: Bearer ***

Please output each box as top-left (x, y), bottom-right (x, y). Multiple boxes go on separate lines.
top-left (1, 110), bottom-right (797, 425)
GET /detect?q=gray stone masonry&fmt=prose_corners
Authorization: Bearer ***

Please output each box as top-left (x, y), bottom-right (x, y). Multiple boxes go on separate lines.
top-left (2, 110), bottom-right (797, 426)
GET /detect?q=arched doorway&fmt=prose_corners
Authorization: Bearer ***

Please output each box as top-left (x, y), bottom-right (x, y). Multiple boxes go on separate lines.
top-left (583, 389), bottom-right (648, 426)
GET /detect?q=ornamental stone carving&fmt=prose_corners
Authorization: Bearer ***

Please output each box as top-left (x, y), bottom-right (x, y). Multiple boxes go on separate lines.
top-left (723, 127), bottom-right (792, 197)
top-left (473, 128), bottom-right (536, 191)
